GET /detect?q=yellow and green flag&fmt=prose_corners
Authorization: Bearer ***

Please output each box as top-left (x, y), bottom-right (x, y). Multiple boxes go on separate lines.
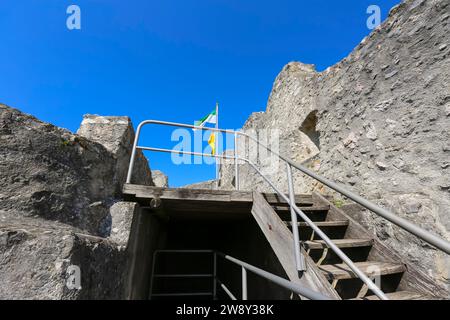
top-left (194, 109), bottom-right (217, 128)
top-left (208, 133), bottom-right (216, 155)
top-left (194, 108), bottom-right (218, 155)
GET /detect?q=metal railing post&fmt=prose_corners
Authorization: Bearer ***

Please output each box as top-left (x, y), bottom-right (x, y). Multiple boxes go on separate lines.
top-left (126, 121), bottom-right (145, 184)
top-left (217, 252), bottom-right (331, 300)
top-left (286, 163), bottom-right (306, 273)
top-left (234, 132), bottom-right (240, 190)
top-left (246, 161), bottom-right (388, 300)
top-left (148, 250), bottom-right (159, 300)
top-left (239, 131), bottom-right (450, 255)
top-left (213, 252), bottom-right (217, 300)
top-left (241, 267), bottom-right (248, 300)
top-left (123, 120), bottom-right (450, 301)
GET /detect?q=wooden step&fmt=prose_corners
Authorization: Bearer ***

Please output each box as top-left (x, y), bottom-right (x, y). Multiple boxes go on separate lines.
top-left (285, 220), bottom-right (349, 228)
top-left (273, 205), bottom-right (329, 212)
top-left (352, 290), bottom-right (433, 300)
top-left (319, 261), bottom-right (406, 281)
top-left (285, 220), bottom-right (350, 242)
top-left (275, 205), bottom-right (329, 222)
top-left (304, 238), bottom-right (373, 250)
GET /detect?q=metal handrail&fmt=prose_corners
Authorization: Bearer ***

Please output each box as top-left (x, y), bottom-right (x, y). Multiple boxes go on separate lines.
top-left (239, 132), bottom-right (450, 255)
top-left (216, 279), bottom-right (237, 300)
top-left (127, 119), bottom-right (450, 300)
top-left (127, 120), bottom-right (388, 299)
top-left (149, 250), bottom-right (332, 300)
top-left (126, 120), bottom-right (238, 184)
top-left (125, 120), bottom-right (387, 300)
top-left (243, 158), bottom-right (388, 299)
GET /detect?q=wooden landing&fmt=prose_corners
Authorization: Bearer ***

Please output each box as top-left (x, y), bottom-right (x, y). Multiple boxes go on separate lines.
top-left (122, 184), bottom-right (314, 220)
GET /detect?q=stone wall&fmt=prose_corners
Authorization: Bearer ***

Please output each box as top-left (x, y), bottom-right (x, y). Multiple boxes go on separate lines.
top-left (0, 105), bottom-right (157, 299)
top-left (77, 114), bottom-right (154, 191)
top-left (221, 0), bottom-right (450, 289)
top-left (151, 170), bottom-right (169, 187)
top-left (0, 106), bottom-right (117, 236)
top-left (182, 179), bottom-right (217, 190)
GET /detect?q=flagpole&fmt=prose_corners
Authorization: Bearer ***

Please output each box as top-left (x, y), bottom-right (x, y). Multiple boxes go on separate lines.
top-left (215, 102), bottom-right (219, 189)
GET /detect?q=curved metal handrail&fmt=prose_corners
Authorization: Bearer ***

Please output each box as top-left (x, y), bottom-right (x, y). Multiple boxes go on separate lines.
top-left (126, 120), bottom-right (237, 184)
top-left (242, 159), bottom-right (388, 299)
top-left (126, 119), bottom-right (450, 300)
top-left (150, 250), bottom-right (332, 300)
top-left (238, 132), bottom-right (450, 255)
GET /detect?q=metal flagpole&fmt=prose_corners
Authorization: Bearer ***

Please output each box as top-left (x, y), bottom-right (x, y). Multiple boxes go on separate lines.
top-left (215, 102), bottom-right (219, 189)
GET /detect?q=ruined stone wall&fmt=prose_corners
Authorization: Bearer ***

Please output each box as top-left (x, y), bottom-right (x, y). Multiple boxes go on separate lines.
top-left (222, 0), bottom-right (450, 288)
top-left (151, 170), bottom-right (169, 187)
top-left (0, 105), bottom-right (158, 299)
top-left (182, 179), bottom-right (217, 190)
top-left (77, 114), bottom-right (154, 191)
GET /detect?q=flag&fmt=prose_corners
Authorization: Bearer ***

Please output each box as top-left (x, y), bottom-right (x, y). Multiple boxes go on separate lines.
top-left (208, 133), bottom-right (216, 155)
top-left (194, 109), bottom-right (217, 129)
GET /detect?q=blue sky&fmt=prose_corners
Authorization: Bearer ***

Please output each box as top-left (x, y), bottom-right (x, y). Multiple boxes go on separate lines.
top-left (0, 0), bottom-right (400, 187)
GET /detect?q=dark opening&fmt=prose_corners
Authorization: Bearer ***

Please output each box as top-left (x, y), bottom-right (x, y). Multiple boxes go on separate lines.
top-left (129, 207), bottom-right (293, 300)
top-left (299, 111), bottom-right (320, 151)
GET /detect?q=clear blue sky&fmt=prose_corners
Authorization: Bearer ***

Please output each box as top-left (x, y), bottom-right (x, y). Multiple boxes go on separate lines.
top-left (0, 0), bottom-right (399, 187)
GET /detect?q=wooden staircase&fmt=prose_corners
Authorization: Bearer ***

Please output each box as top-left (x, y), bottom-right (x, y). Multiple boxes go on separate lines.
top-left (264, 192), bottom-right (443, 300)
top-left (123, 184), bottom-right (446, 300)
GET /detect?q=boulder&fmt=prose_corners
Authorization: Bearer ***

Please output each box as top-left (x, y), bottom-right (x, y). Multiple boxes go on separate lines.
top-left (151, 170), bottom-right (169, 187)
top-left (0, 105), bottom-right (155, 299)
top-left (77, 114), bottom-right (153, 190)
top-left (0, 213), bottom-right (128, 299)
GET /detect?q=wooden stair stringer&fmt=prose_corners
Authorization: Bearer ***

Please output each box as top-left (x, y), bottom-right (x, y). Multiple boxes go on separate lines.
top-left (312, 192), bottom-right (448, 299)
top-left (251, 192), bottom-right (341, 300)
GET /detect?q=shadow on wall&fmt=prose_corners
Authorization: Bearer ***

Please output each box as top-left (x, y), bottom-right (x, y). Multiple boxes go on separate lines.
top-left (299, 111), bottom-right (320, 157)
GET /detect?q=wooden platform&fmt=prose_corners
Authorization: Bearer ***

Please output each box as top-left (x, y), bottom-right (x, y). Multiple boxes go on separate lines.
top-left (122, 184), bottom-right (315, 220)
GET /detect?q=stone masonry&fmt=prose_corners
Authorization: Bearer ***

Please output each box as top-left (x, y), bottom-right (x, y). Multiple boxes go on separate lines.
top-left (219, 0), bottom-right (450, 290)
top-left (0, 105), bottom-right (157, 299)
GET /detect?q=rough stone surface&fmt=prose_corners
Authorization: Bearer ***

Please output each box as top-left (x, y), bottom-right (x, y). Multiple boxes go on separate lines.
top-left (151, 170), bottom-right (169, 187)
top-left (0, 105), bottom-right (117, 235)
top-left (108, 202), bottom-right (138, 246)
top-left (182, 179), bottom-right (217, 190)
top-left (0, 105), bottom-right (153, 299)
top-left (220, 0), bottom-right (450, 289)
top-left (77, 114), bottom-right (153, 190)
top-left (0, 213), bottom-right (128, 299)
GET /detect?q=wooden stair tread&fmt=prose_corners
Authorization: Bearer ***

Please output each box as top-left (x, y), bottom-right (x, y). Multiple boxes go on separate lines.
top-left (273, 205), bottom-right (329, 212)
top-left (319, 261), bottom-right (406, 280)
top-left (353, 290), bottom-right (433, 300)
top-left (285, 220), bottom-right (349, 227)
top-left (305, 238), bottom-right (373, 249)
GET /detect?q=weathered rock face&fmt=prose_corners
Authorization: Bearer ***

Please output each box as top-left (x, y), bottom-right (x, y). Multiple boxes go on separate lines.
top-left (0, 106), bottom-right (117, 235)
top-left (151, 170), bottom-right (169, 188)
top-left (108, 201), bottom-right (138, 246)
top-left (0, 214), bottom-right (128, 299)
top-left (0, 105), bottom-right (154, 299)
top-left (182, 179), bottom-right (217, 190)
top-left (77, 114), bottom-right (153, 191)
top-left (222, 0), bottom-right (450, 288)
